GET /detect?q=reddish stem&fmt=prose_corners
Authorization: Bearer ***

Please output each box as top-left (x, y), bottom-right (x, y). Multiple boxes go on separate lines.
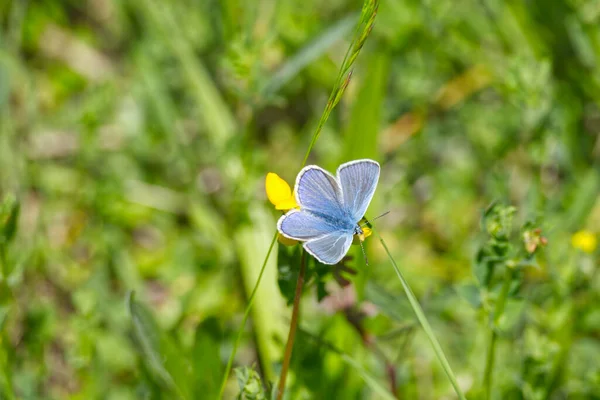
top-left (276, 250), bottom-right (306, 400)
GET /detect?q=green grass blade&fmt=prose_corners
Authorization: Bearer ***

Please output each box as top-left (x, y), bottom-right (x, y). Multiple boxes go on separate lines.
top-left (220, 1), bottom-right (380, 397)
top-left (343, 51), bottom-right (389, 162)
top-left (262, 14), bottom-right (356, 96)
top-left (376, 233), bottom-right (466, 400)
top-left (234, 208), bottom-right (287, 382)
top-left (137, 0), bottom-right (236, 148)
top-left (217, 231), bottom-right (278, 399)
top-left (301, 0), bottom-right (379, 167)
top-left (127, 292), bottom-right (190, 399)
top-left (298, 327), bottom-right (397, 400)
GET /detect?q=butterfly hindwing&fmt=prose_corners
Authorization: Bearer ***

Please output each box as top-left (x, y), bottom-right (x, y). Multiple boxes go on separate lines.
top-left (337, 160), bottom-right (380, 222)
top-left (278, 209), bottom-right (338, 240)
top-left (304, 231), bottom-right (354, 265)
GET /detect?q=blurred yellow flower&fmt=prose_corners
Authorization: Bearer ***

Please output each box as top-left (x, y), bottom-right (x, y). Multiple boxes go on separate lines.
top-left (278, 234), bottom-right (298, 246)
top-left (571, 230), bottom-right (597, 253)
top-left (265, 172), bottom-right (298, 211)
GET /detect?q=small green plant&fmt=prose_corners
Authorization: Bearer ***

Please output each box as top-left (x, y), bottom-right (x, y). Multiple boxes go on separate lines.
top-left (463, 203), bottom-right (547, 399)
top-left (235, 366), bottom-right (270, 400)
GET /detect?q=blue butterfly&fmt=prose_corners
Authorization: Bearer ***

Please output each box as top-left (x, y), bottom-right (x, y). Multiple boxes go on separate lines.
top-left (277, 159), bottom-right (380, 265)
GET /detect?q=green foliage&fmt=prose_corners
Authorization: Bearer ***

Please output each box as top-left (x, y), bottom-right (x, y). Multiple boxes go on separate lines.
top-left (234, 366), bottom-right (269, 400)
top-left (0, 0), bottom-right (599, 398)
top-left (128, 291), bottom-right (192, 399)
top-left (277, 245), bottom-right (332, 305)
top-left (0, 195), bottom-right (19, 247)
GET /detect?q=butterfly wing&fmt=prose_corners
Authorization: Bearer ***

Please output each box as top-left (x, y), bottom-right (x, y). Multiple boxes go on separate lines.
top-left (278, 210), bottom-right (353, 264)
top-left (304, 231), bottom-right (354, 265)
top-left (277, 209), bottom-right (339, 240)
top-left (279, 162), bottom-right (377, 265)
top-left (294, 166), bottom-right (346, 219)
top-left (337, 159), bottom-right (380, 222)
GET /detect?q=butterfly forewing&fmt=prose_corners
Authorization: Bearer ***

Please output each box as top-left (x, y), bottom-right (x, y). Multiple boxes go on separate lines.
top-left (295, 167), bottom-right (346, 219)
top-left (337, 160), bottom-right (380, 222)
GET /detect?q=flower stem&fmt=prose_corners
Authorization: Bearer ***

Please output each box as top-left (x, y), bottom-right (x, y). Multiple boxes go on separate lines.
top-left (376, 233), bottom-right (466, 400)
top-left (483, 267), bottom-right (513, 400)
top-left (0, 245), bottom-right (7, 281)
top-left (217, 232), bottom-right (278, 400)
top-left (276, 250), bottom-right (307, 400)
top-left (483, 329), bottom-right (497, 400)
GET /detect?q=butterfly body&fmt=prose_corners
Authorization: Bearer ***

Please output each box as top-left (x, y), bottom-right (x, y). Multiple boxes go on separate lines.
top-left (277, 159), bottom-right (380, 265)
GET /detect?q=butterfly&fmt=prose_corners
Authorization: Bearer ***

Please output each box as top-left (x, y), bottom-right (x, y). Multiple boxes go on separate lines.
top-left (277, 159), bottom-right (380, 265)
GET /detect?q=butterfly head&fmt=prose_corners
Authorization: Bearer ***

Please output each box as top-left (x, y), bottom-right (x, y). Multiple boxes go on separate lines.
top-left (354, 225), bottom-right (365, 242)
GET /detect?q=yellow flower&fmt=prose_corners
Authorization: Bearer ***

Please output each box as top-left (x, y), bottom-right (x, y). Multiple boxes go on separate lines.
top-left (278, 234), bottom-right (299, 246)
top-left (266, 172), bottom-right (299, 246)
top-left (266, 173), bottom-right (375, 248)
top-left (352, 226), bottom-right (372, 245)
top-left (572, 230), bottom-right (597, 254)
top-left (265, 173), bottom-right (298, 211)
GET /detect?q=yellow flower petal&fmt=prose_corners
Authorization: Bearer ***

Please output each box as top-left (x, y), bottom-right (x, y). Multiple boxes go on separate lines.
top-left (363, 227), bottom-right (372, 238)
top-left (572, 230), bottom-right (597, 254)
top-left (278, 233), bottom-right (299, 246)
top-left (266, 173), bottom-right (291, 203)
top-left (275, 197), bottom-right (298, 210)
top-left (266, 172), bottom-right (298, 210)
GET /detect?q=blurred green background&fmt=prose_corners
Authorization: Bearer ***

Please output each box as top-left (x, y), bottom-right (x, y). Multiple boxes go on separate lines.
top-left (0, 0), bottom-right (599, 399)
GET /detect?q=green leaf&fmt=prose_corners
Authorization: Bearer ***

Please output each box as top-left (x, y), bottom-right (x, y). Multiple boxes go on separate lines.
top-left (342, 50), bottom-right (389, 162)
top-left (365, 281), bottom-right (412, 323)
top-left (497, 299), bottom-right (526, 333)
top-left (277, 244), bottom-right (302, 306)
top-left (456, 283), bottom-right (482, 309)
top-left (0, 195), bottom-right (19, 245)
top-left (262, 14), bottom-right (357, 97)
top-left (191, 317), bottom-right (223, 399)
top-left (565, 169), bottom-right (600, 230)
top-left (127, 291), bottom-right (191, 399)
top-left (234, 207), bottom-right (287, 382)
top-left (473, 248), bottom-right (494, 287)
top-left (234, 366), bottom-right (268, 400)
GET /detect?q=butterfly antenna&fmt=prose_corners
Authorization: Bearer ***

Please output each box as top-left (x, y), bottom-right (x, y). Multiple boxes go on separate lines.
top-left (359, 238), bottom-right (369, 266)
top-left (360, 211), bottom-right (390, 227)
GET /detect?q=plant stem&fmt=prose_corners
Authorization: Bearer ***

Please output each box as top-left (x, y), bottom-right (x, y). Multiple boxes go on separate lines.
top-left (483, 329), bottom-right (497, 400)
top-left (276, 250), bottom-right (306, 400)
top-left (483, 267), bottom-right (513, 400)
top-left (217, 232), bottom-right (278, 400)
top-left (0, 245), bottom-right (7, 281)
top-left (300, 0), bottom-right (379, 168)
top-left (221, 2), bottom-right (380, 396)
top-left (377, 233), bottom-right (466, 400)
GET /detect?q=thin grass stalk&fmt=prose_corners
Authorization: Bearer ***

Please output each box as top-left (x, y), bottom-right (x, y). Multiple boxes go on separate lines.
top-left (483, 267), bottom-right (513, 400)
top-left (276, 250), bottom-right (306, 400)
top-left (301, 0), bottom-right (378, 167)
top-left (219, 1), bottom-right (380, 397)
top-left (0, 246), bottom-right (6, 280)
top-left (217, 233), bottom-right (278, 399)
top-left (376, 232), bottom-right (466, 400)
